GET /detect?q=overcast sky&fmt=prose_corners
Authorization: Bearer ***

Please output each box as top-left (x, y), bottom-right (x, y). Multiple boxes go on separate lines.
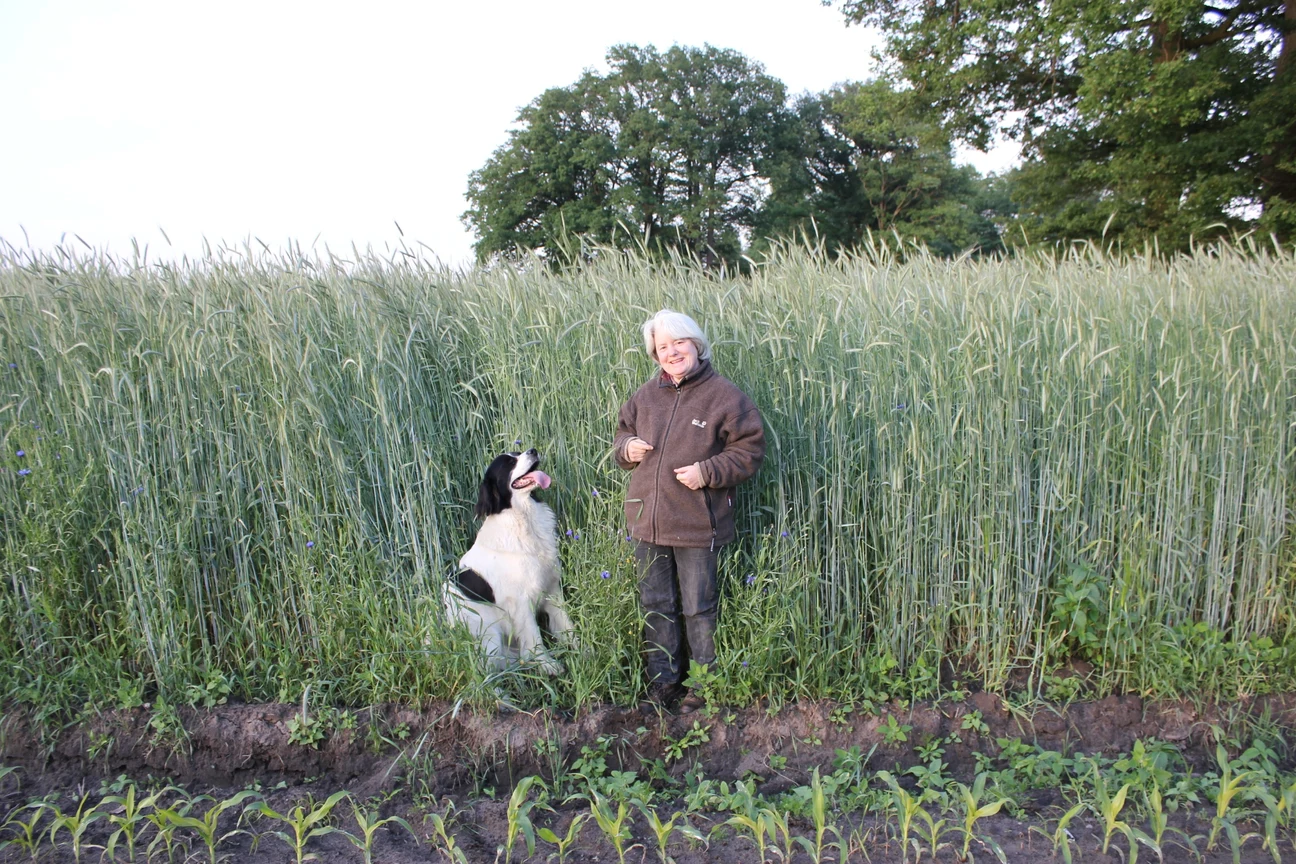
top-left (1, 1), bottom-right (1017, 268)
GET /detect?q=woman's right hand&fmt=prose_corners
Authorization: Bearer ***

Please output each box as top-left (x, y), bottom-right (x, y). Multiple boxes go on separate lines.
top-left (625, 437), bottom-right (654, 463)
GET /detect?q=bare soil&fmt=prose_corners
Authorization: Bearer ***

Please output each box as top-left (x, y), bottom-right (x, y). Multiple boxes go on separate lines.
top-left (2, 693), bottom-right (1293, 862)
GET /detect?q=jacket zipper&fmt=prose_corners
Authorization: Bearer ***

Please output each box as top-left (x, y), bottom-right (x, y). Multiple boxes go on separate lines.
top-left (703, 489), bottom-right (717, 552)
top-left (650, 385), bottom-right (683, 544)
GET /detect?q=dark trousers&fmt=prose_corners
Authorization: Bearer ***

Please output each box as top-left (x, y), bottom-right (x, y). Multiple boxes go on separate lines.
top-left (634, 541), bottom-right (718, 685)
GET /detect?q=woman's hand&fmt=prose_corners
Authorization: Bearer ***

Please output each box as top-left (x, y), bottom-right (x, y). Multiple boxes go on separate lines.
top-left (625, 437), bottom-right (654, 463)
top-left (673, 463), bottom-right (704, 490)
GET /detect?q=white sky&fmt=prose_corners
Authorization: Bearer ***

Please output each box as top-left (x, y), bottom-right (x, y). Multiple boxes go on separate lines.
top-left (1, 0), bottom-right (1018, 268)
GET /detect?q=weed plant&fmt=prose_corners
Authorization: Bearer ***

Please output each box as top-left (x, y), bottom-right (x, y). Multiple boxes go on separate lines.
top-left (0, 239), bottom-right (1293, 716)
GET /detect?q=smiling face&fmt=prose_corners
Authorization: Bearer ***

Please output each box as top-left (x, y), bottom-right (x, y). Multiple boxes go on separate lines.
top-left (654, 333), bottom-right (700, 383)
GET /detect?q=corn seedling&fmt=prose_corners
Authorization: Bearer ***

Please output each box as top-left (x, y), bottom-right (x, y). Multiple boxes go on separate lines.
top-left (45, 794), bottom-right (103, 863)
top-left (505, 775), bottom-right (549, 864)
top-left (879, 770), bottom-right (928, 860)
top-left (1, 802), bottom-right (49, 862)
top-left (145, 796), bottom-right (191, 864)
top-left (164, 790), bottom-right (260, 864)
top-left (954, 772), bottom-right (1009, 862)
top-left (912, 807), bottom-right (957, 861)
top-left (102, 782), bottom-right (170, 863)
top-left (1027, 802), bottom-right (1086, 864)
top-left (340, 799), bottom-right (417, 864)
top-left (1083, 756), bottom-right (1150, 860)
top-left (793, 768), bottom-right (846, 863)
top-left (589, 790), bottom-right (637, 864)
top-left (722, 806), bottom-right (777, 864)
top-left (634, 799), bottom-right (705, 864)
top-left (423, 798), bottom-right (469, 864)
top-left (1207, 743), bottom-right (1256, 853)
top-left (248, 789), bottom-right (348, 864)
top-left (762, 804), bottom-right (798, 862)
top-left (538, 812), bottom-right (588, 864)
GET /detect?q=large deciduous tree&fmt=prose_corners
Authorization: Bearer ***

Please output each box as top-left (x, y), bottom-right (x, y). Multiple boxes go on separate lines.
top-left (835, 0), bottom-right (1296, 244)
top-left (757, 81), bottom-right (1003, 256)
top-left (463, 44), bottom-right (793, 265)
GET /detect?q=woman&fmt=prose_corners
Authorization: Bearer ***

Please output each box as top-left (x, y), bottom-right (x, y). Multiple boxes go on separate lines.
top-left (613, 309), bottom-right (765, 714)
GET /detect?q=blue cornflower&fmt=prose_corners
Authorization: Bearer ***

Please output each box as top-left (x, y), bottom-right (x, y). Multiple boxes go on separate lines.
top-left (625, 534), bottom-right (632, 542)
top-left (741, 660), bottom-right (748, 667)
top-left (895, 403), bottom-right (907, 411)
top-left (514, 439), bottom-right (523, 445)
top-left (565, 529), bottom-right (573, 537)
top-left (132, 486), bottom-right (144, 495)
top-left (780, 530), bottom-right (789, 538)
top-left (591, 488), bottom-right (600, 497)
top-left (746, 574), bottom-right (756, 586)
top-left (574, 532), bottom-right (580, 540)
top-left (600, 570), bottom-right (610, 579)
top-left (15, 450), bottom-right (24, 458)
top-left (17, 468), bottom-right (31, 476)
top-left (306, 541), bottom-right (315, 548)
top-left (7, 363), bottom-right (15, 369)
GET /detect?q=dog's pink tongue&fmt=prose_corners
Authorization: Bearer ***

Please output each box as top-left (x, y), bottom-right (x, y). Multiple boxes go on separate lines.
top-left (531, 471), bottom-right (551, 490)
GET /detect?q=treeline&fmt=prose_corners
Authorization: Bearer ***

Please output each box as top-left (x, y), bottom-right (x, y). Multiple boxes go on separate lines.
top-left (464, 0), bottom-right (1296, 264)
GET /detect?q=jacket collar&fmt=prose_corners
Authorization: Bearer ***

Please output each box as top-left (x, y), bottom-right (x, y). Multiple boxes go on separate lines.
top-left (657, 358), bottom-right (715, 390)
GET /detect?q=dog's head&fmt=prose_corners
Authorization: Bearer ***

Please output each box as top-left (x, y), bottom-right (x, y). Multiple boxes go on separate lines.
top-left (476, 448), bottom-right (552, 519)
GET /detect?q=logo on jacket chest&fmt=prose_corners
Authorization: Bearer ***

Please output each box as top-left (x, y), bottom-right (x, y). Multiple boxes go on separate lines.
top-left (691, 418), bottom-right (707, 429)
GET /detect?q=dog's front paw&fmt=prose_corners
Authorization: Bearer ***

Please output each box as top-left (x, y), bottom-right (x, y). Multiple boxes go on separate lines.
top-left (537, 655), bottom-right (565, 676)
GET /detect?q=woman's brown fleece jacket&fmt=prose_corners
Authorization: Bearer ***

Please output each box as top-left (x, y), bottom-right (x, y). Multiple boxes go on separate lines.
top-left (613, 360), bottom-right (765, 549)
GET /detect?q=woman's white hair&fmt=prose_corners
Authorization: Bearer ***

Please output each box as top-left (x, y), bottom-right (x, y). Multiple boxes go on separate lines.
top-left (642, 309), bottom-right (711, 362)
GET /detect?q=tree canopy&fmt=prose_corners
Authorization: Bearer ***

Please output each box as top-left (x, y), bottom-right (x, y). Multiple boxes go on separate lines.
top-left (835, 0), bottom-right (1296, 245)
top-left (464, 44), bottom-right (1001, 264)
top-left (464, 44), bottom-right (793, 266)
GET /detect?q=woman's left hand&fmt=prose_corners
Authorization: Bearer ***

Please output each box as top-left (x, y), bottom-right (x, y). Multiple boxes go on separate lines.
top-left (673, 463), bottom-right (704, 490)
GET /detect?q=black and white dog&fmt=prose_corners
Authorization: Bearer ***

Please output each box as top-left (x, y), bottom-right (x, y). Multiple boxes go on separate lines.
top-left (446, 449), bottom-right (574, 674)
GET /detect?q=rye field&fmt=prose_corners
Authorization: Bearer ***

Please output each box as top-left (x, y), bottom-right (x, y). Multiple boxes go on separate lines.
top-left (0, 238), bottom-right (1293, 720)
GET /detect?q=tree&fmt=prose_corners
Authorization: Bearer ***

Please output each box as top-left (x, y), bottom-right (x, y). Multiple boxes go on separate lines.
top-left (835, 0), bottom-right (1296, 244)
top-left (463, 44), bottom-right (795, 265)
top-left (756, 81), bottom-right (1003, 256)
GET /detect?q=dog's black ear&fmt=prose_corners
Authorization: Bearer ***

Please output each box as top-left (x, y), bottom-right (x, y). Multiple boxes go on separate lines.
top-left (475, 454), bottom-right (515, 519)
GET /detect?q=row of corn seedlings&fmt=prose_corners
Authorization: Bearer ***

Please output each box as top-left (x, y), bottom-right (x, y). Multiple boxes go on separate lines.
top-left (3, 732), bottom-right (1295, 862)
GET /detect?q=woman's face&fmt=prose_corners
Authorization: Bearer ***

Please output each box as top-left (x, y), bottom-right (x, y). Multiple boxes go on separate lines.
top-left (655, 333), bottom-right (699, 382)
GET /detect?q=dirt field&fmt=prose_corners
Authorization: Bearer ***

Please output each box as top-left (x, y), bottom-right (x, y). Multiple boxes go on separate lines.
top-left (2, 693), bottom-right (1293, 862)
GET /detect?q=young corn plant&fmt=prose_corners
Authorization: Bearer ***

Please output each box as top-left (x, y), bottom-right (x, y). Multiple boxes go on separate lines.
top-left (1027, 802), bottom-right (1087, 864)
top-left (954, 772), bottom-right (1009, 862)
top-left (589, 790), bottom-right (637, 864)
top-left (145, 795), bottom-right (190, 864)
top-left (633, 799), bottom-right (706, 864)
top-left (45, 794), bottom-right (103, 864)
top-left (248, 789), bottom-right (348, 864)
top-left (102, 782), bottom-right (171, 863)
top-left (1207, 743), bottom-right (1257, 854)
top-left (1084, 756), bottom-right (1150, 860)
top-left (762, 805), bottom-right (798, 863)
top-left (722, 806), bottom-right (777, 864)
top-left (504, 775), bottom-right (549, 864)
top-left (879, 770), bottom-right (928, 861)
top-left (537, 812), bottom-right (588, 864)
top-left (423, 799), bottom-right (469, 864)
top-left (792, 768), bottom-right (846, 864)
top-left (1, 802), bottom-right (49, 862)
top-left (340, 799), bottom-right (417, 864)
top-left (164, 789), bottom-right (260, 864)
